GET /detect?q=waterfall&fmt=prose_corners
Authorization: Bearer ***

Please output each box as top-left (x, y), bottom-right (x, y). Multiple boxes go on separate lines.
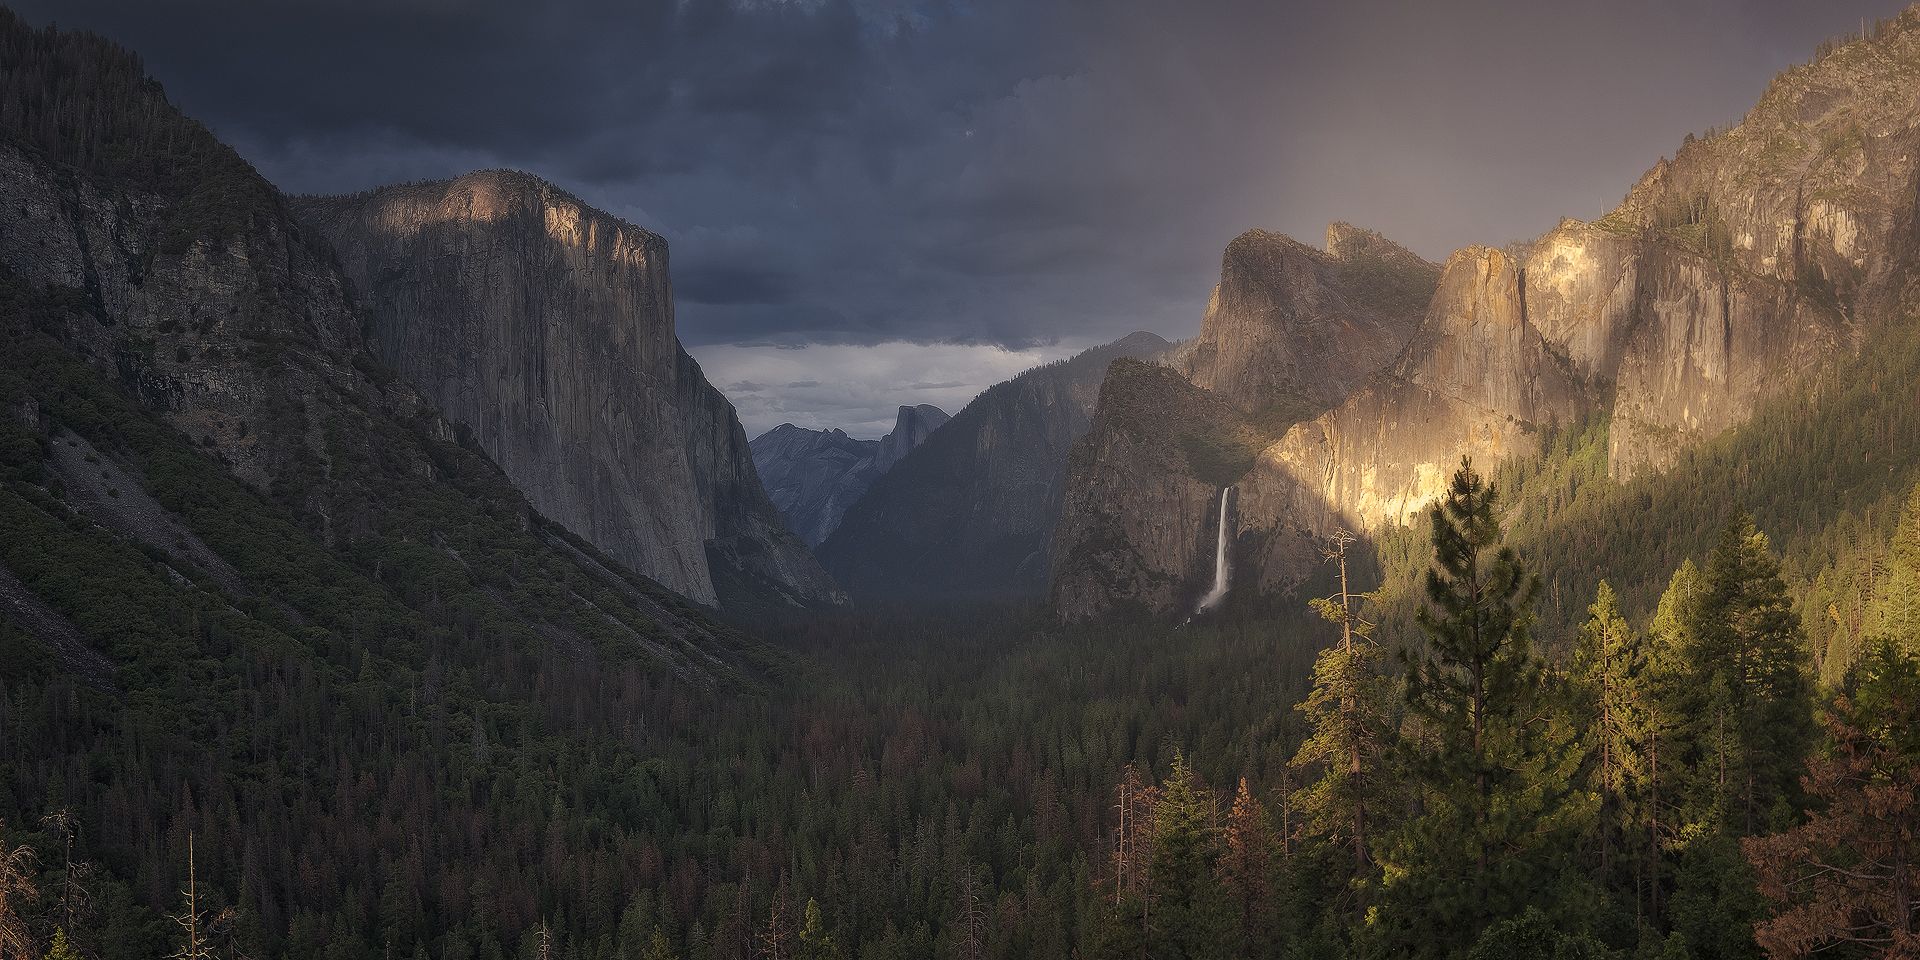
top-left (1195, 486), bottom-right (1233, 615)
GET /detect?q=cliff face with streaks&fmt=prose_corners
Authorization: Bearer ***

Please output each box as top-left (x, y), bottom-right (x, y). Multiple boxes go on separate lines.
top-left (297, 173), bottom-right (843, 608)
top-left (1051, 12), bottom-right (1920, 620)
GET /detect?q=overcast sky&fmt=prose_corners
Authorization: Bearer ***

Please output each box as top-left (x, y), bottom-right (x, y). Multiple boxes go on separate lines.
top-left (18, 0), bottom-right (1911, 436)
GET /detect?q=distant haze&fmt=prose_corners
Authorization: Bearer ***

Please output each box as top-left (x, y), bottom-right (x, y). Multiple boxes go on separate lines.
top-left (23, 0), bottom-right (1910, 429)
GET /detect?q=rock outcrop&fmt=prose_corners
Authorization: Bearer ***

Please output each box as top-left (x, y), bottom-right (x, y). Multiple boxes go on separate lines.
top-left (1049, 360), bottom-right (1271, 619)
top-left (750, 404), bottom-right (948, 547)
top-left (819, 332), bottom-right (1170, 603)
top-left (1051, 11), bottom-right (1920, 620)
top-left (1266, 245), bottom-right (1588, 532)
top-left (1173, 224), bottom-right (1438, 424)
top-left (873, 404), bottom-right (950, 474)
top-left (297, 174), bottom-right (843, 609)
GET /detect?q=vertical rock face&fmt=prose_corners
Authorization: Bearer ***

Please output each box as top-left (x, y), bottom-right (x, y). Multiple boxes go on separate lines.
top-left (298, 174), bottom-right (842, 609)
top-left (1051, 12), bottom-right (1920, 621)
top-left (749, 404), bottom-right (948, 547)
top-left (819, 332), bottom-right (1170, 603)
top-left (1049, 360), bottom-right (1267, 619)
top-left (0, 144), bottom-right (377, 505)
top-left (1521, 219), bottom-right (1846, 478)
top-left (873, 404), bottom-right (951, 473)
top-left (1173, 224), bottom-right (1438, 423)
top-left (1267, 246), bottom-right (1588, 532)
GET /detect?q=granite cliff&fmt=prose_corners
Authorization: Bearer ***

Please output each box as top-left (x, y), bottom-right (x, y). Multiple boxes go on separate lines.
top-left (873, 403), bottom-right (950, 473)
top-left (820, 332), bottom-right (1169, 603)
top-left (750, 404), bottom-right (948, 547)
top-left (1052, 11), bottom-right (1920, 620)
top-left (0, 11), bottom-right (755, 663)
top-left (297, 174), bottom-right (843, 609)
top-left (1172, 223), bottom-right (1437, 424)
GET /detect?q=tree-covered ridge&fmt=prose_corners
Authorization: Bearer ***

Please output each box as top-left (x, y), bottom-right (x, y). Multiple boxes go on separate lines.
top-left (0, 8), bottom-right (279, 253)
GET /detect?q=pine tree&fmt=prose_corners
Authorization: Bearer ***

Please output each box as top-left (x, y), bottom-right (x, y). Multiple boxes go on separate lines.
top-left (0, 820), bottom-right (36, 960)
top-left (1370, 458), bottom-right (1592, 957)
top-left (43, 929), bottom-right (81, 960)
top-left (1290, 529), bottom-right (1396, 907)
top-left (1571, 581), bottom-right (1651, 897)
top-left (640, 928), bottom-right (680, 960)
top-left (956, 870), bottom-right (986, 960)
top-left (171, 835), bottom-right (212, 960)
top-left (1144, 756), bottom-right (1231, 960)
top-left (796, 899), bottom-right (841, 960)
top-left (1871, 482), bottom-right (1920, 655)
top-left (1217, 778), bottom-right (1281, 958)
top-left (1744, 642), bottom-right (1920, 958)
top-left (1638, 563), bottom-right (1703, 923)
top-left (1688, 512), bottom-right (1816, 834)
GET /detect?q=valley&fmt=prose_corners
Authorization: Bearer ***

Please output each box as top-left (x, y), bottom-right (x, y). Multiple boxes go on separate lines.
top-left (6, 5), bottom-right (1920, 960)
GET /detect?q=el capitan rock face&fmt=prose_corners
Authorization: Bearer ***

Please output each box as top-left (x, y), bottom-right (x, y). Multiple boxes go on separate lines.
top-left (750, 404), bottom-right (949, 547)
top-left (297, 173), bottom-right (843, 609)
top-left (1051, 11), bottom-right (1920, 621)
top-left (819, 332), bottom-right (1170, 603)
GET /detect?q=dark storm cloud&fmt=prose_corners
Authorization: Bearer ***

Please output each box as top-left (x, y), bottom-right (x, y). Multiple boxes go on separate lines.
top-left (676, 264), bottom-right (795, 306)
top-left (15, 0), bottom-right (1914, 356)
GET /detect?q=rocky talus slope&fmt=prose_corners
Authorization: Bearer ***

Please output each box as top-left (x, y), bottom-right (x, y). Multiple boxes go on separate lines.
top-left (297, 174), bottom-right (843, 609)
top-left (750, 404), bottom-right (948, 547)
top-left (1052, 11), bottom-right (1920, 620)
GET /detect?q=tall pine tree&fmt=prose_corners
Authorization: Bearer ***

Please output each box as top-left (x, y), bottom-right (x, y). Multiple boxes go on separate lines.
top-left (1291, 530), bottom-right (1396, 908)
top-left (1369, 459), bottom-right (1592, 958)
top-left (1685, 512), bottom-right (1816, 835)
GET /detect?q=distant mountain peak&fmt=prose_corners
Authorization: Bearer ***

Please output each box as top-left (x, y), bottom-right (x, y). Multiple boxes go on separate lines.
top-left (749, 405), bottom-right (948, 548)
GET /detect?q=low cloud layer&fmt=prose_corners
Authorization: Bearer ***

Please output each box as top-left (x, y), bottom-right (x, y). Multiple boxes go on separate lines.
top-left (19, 0), bottom-right (1910, 428)
top-left (689, 340), bottom-right (1082, 439)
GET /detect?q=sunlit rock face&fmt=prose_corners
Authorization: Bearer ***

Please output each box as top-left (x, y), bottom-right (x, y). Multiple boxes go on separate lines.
top-left (1051, 12), bottom-right (1920, 620)
top-left (298, 172), bottom-right (844, 609)
top-left (1269, 246), bottom-right (1588, 532)
top-left (1173, 223), bottom-right (1438, 423)
top-left (750, 404), bottom-right (949, 547)
top-left (1521, 220), bottom-right (1844, 478)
